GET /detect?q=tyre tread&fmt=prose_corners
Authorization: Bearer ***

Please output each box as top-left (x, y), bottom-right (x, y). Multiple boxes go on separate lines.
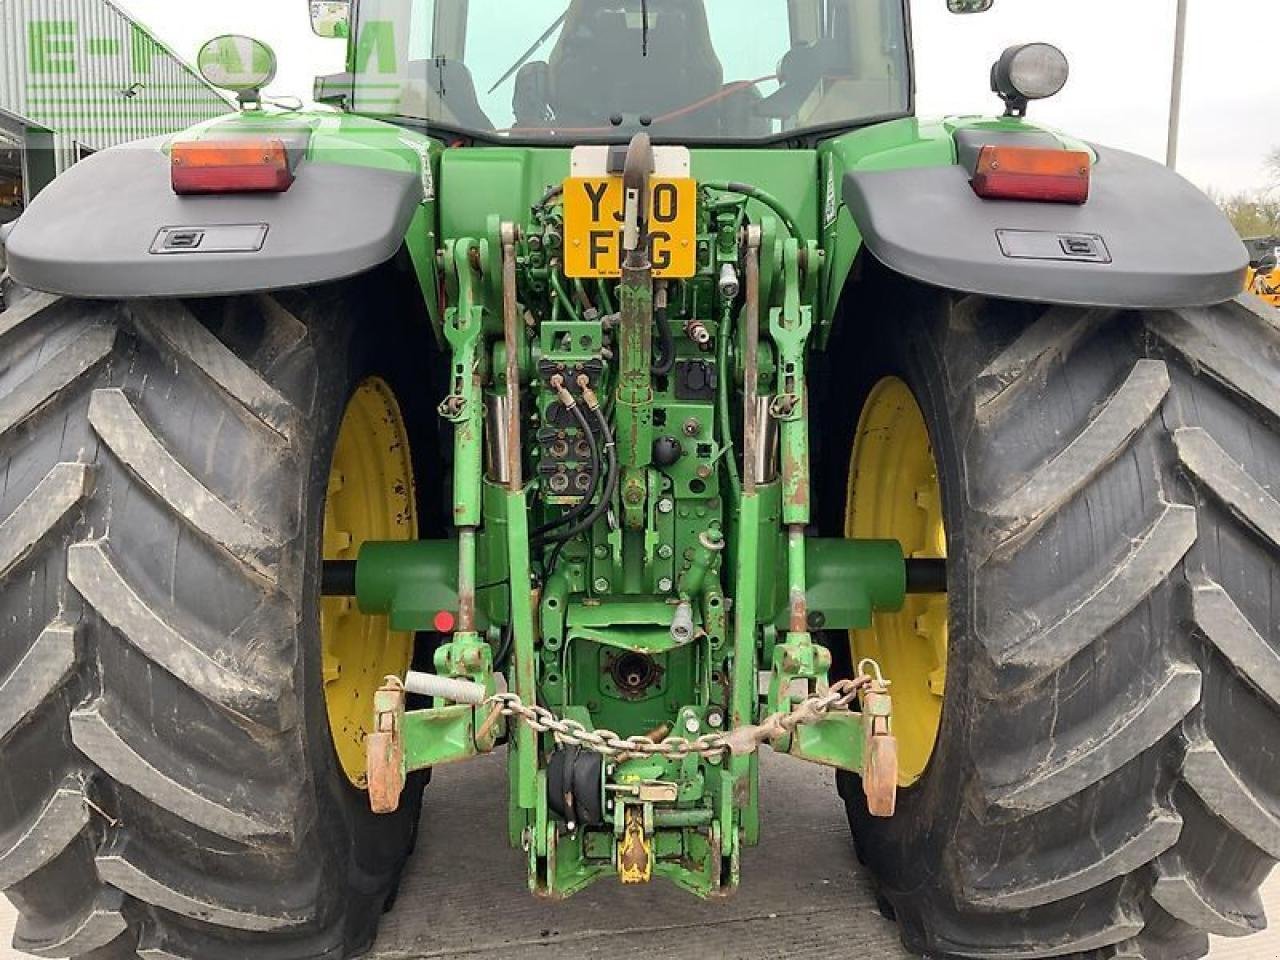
top-left (88, 388), bottom-right (281, 581)
top-left (97, 848), bottom-right (314, 932)
top-left (0, 463), bottom-right (94, 579)
top-left (67, 540), bottom-right (293, 731)
top-left (129, 302), bottom-right (297, 442)
top-left (0, 324), bottom-right (115, 436)
top-left (0, 774), bottom-right (90, 888)
top-left (986, 358), bottom-right (1170, 550)
top-left (0, 622), bottom-right (79, 743)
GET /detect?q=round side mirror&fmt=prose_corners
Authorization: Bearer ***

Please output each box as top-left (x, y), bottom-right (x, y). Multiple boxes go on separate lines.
top-left (197, 35), bottom-right (278, 101)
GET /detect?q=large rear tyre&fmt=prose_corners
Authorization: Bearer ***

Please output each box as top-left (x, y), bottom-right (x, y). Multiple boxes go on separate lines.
top-left (0, 281), bottom-right (430, 958)
top-left (823, 281), bottom-right (1280, 960)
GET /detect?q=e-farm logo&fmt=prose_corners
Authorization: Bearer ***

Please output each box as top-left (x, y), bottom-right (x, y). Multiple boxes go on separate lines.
top-left (21, 17), bottom-right (229, 139)
top-left (27, 19), bottom-right (170, 76)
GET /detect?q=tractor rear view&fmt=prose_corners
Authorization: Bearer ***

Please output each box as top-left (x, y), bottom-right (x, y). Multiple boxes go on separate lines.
top-left (0, 2), bottom-right (1275, 959)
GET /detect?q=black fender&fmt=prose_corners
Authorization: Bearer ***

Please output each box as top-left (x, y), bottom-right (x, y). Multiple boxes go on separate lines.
top-left (843, 142), bottom-right (1247, 309)
top-left (1, 136), bottom-right (423, 299)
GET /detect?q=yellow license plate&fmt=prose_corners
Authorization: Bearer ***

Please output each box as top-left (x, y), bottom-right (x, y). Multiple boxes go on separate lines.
top-left (562, 176), bottom-right (697, 279)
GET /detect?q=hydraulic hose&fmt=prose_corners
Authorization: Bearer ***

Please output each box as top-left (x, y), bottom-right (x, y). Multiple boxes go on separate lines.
top-left (651, 303), bottom-right (676, 376)
top-left (550, 403), bottom-right (618, 546)
top-left (701, 180), bottom-right (802, 241)
top-left (532, 399), bottom-right (600, 542)
top-left (596, 278), bottom-right (615, 315)
top-left (548, 270), bottom-right (583, 323)
top-left (715, 301), bottom-right (742, 499)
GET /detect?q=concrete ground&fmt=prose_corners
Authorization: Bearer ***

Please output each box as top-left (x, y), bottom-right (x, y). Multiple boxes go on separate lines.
top-left (2, 752), bottom-right (1274, 960)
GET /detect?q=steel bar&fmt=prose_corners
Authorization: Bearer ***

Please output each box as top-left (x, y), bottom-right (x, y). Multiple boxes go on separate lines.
top-left (501, 223), bottom-right (524, 492)
top-left (1166, 0), bottom-right (1188, 169)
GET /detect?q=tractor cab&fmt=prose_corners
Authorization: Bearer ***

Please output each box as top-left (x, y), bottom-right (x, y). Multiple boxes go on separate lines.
top-left (320, 0), bottom-right (912, 142)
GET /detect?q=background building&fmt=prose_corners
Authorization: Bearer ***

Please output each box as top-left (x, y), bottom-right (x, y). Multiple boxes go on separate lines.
top-left (0, 0), bottom-right (231, 227)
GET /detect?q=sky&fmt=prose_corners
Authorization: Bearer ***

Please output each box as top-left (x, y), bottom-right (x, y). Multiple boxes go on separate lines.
top-left (113, 0), bottom-right (1279, 196)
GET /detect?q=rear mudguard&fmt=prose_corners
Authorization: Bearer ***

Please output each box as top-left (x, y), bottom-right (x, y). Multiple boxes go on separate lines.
top-left (838, 130), bottom-right (1246, 310)
top-left (1, 112), bottom-right (440, 301)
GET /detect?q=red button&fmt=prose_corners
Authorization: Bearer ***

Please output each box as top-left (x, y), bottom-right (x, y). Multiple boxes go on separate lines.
top-left (433, 610), bottom-right (457, 633)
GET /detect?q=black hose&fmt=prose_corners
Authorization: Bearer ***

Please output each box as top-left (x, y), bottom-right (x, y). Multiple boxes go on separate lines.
top-left (532, 183), bottom-right (564, 215)
top-left (542, 539), bottom-right (569, 583)
top-left (548, 404), bottom-right (618, 546)
top-left (493, 625), bottom-right (514, 670)
top-left (651, 304), bottom-right (675, 376)
top-left (701, 179), bottom-right (802, 241)
top-left (531, 401), bottom-right (600, 541)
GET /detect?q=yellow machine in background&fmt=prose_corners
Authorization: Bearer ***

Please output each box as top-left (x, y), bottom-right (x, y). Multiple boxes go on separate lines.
top-left (1245, 236), bottom-right (1280, 308)
top-left (1248, 264), bottom-right (1280, 308)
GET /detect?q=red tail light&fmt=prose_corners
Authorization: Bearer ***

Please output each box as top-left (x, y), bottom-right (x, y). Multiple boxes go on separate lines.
top-left (171, 138), bottom-right (294, 195)
top-left (971, 145), bottom-right (1091, 205)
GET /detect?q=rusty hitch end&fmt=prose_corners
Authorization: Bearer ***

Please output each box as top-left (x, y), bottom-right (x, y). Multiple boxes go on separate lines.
top-left (859, 683), bottom-right (899, 818)
top-left (864, 732), bottom-right (899, 817)
top-left (367, 676), bottom-right (407, 815)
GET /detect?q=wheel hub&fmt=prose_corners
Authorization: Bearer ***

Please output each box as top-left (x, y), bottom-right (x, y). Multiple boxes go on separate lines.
top-left (321, 378), bottom-right (418, 789)
top-left (846, 377), bottom-right (949, 787)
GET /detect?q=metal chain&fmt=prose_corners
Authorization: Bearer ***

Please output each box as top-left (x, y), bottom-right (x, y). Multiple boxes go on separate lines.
top-left (486, 669), bottom-right (881, 761)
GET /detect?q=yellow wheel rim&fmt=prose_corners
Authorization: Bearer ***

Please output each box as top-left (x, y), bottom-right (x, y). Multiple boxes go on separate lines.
top-left (321, 378), bottom-right (418, 789)
top-left (846, 378), bottom-right (948, 787)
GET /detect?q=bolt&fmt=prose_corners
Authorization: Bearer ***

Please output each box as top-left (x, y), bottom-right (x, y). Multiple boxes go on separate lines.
top-left (594, 544), bottom-right (610, 559)
top-left (671, 600), bottom-right (694, 643)
top-left (718, 262), bottom-right (741, 300)
top-left (706, 710), bottom-right (724, 729)
top-left (657, 544), bottom-right (674, 560)
top-left (657, 577), bottom-right (673, 592)
top-left (683, 418), bottom-right (700, 437)
top-left (657, 498), bottom-right (674, 514)
top-left (684, 715), bottom-right (700, 735)
top-left (625, 487), bottom-right (644, 505)
top-left (593, 577), bottom-right (611, 593)
top-left (696, 465), bottom-right (712, 480)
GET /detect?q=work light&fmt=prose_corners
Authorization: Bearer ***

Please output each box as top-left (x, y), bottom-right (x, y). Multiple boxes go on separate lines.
top-left (991, 43), bottom-right (1070, 116)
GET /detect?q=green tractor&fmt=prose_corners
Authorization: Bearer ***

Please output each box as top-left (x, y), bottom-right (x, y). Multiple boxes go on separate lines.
top-left (0, 1), bottom-right (1273, 957)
